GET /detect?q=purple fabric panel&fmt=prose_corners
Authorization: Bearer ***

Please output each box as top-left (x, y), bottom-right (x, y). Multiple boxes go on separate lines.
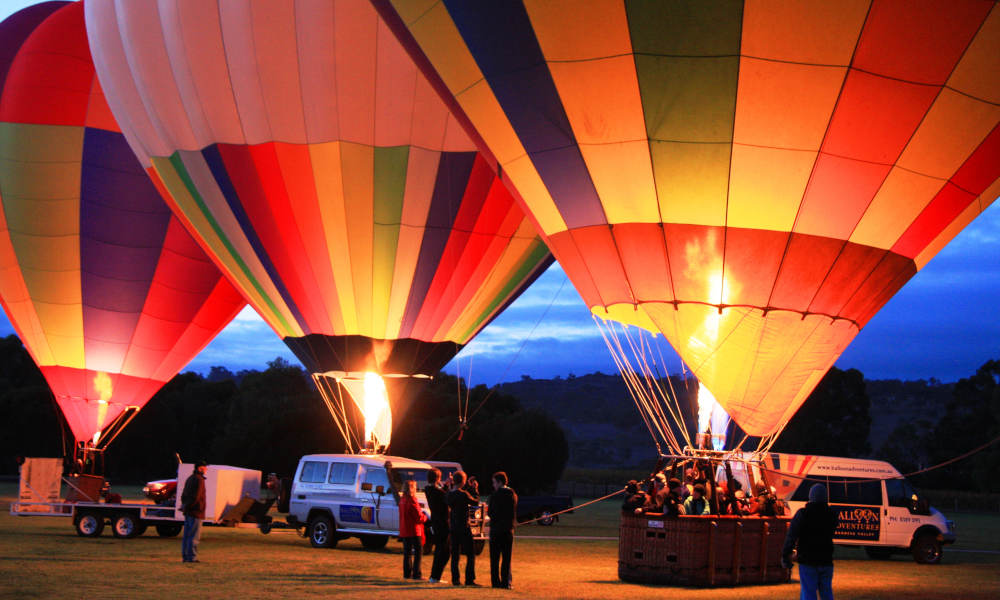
top-left (397, 151), bottom-right (476, 338)
top-left (80, 127), bottom-right (169, 343)
top-left (0, 2), bottom-right (67, 94)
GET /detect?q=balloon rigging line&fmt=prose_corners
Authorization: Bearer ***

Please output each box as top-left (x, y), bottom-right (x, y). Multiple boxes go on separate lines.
top-left (516, 487), bottom-right (627, 526)
top-left (426, 275), bottom-right (568, 460)
top-left (617, 323), bottom-right (688, 451)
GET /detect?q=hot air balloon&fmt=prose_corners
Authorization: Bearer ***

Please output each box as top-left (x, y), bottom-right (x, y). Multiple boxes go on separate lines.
top-left (85, 0), bottom-right (553, 451)
top-left (0, 2), bottom-right (246, 458)
top-left (375, 0), bottom-right (1000, 439)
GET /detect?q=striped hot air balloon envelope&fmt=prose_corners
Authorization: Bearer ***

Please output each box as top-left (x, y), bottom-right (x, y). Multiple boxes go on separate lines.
top-left (375, 0), bottom-right (1000, 436)
top-left (0, 1), bottom-right (246, 445)
top-left (85, 0), bottom-right (553, 448)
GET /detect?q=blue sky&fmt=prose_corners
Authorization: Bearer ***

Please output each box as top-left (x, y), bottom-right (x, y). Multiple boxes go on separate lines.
top-left (1, 0), bottom-right (997, 387)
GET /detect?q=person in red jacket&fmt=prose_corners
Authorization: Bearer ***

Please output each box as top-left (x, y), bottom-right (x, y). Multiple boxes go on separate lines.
top-left (398, 479), bottom-right (427, 579)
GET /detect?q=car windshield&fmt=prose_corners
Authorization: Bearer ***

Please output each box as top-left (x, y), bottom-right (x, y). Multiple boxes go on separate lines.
top-left (390, 467), bottom-right (431, 490)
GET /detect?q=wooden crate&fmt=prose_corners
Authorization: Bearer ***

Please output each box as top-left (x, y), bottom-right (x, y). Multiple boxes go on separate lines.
top-left (618, 513), bottom-right (791, 586)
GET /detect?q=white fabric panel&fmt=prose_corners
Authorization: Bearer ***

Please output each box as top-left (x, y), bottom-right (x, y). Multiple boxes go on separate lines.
top-left (374, 18), bottom-right (418, 148)
top-left (334, 0), bottom-right (377, 146)
top-left (168, 0), bottom-right (244, 144)
top-left (218, 0), bottom-right (272, 145)
top-left (250, 1), bottom-right (308, 143)
top-left (296, 0), bottom-right (340, 143)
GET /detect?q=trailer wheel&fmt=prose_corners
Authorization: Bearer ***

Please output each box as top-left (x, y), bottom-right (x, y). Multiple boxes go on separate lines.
top-left (360, 534), bottom-right (388, 550)
top-left (474, 539), bottom-right (486, 555)
top-left (156, 523), bottom-right (182, 537)
top-left (912, 533), bottom-right (942, 564)
top-left (75, 512), bottom-right (104, 537)
top-left (537, 509), bottom-right (556, 526)
top-left (308, 515), bottom-right (337, 548)
top-left (112, 513), bottom-right (140, 538)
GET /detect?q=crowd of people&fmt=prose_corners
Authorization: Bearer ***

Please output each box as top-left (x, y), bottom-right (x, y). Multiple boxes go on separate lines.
top-left (406, 468), bottom-right (517, 589)
top-left (621, 461), bottom-right (784, 518)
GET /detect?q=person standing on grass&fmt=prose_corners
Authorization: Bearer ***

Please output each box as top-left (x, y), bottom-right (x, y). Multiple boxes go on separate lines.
top-left (424, 468), bottom-right (450, 583)
top-left (180, 460), bottom-right (207, 563)
top-left (446, 470), bottom-right (479, 586)
top-left (782, 483), bottom-right (839, 600)
top-left (398, 479), bottom-right (427, 580)
top-left (488, 471), bottom-right (517, 589)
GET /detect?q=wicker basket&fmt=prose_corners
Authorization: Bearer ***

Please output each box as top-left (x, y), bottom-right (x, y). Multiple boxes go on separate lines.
top-left (618, 513), bottom-right (791, 586)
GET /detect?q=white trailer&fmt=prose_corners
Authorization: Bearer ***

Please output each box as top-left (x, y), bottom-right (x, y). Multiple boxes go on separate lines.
top-left (10, 458), bottom-right (271, 538)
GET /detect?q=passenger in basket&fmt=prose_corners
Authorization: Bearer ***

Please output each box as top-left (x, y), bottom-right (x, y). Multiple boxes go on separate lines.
top-left (782, 484), bottom-right (838, 600)
top-left (638, 475), bottom-right (667, 514)
top-left (399, 479), bottom-right (427, 580)
top-left (622, 480), bottom-right (647, 515)
top-left (446, 471), bottom-right (479, 586)
top-left (424, 469), bottom-right (450, 584)
top-left (751, 482), bottom-right (781, 517)
top-left (682, 484), bottom-right (711, 515)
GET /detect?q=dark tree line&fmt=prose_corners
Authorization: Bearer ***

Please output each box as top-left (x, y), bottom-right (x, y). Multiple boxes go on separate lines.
top-left (0, 335), bottom-right (568, 493)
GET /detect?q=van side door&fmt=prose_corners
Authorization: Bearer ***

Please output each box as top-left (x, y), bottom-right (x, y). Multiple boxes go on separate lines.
top-left (291, 460), bottom-right (330, 520)
top-left (360, 466), bottom-right (398, 533)
top-left (884, 478), bottom-right (925, 547)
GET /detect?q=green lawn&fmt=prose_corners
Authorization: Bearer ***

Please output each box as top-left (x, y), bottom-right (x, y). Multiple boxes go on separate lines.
top-left (1, 483), bottom-right (998, 599)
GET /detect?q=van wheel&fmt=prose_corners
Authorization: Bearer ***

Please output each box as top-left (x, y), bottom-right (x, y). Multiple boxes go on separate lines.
top-left (308, 515), bottom-right (337, 548)
top-left (865, 547), bottom-right (893, 560)
top-left (360, 534), bottom-right (389, 550)
top-left (537, 509), bottom-right (556, 526)
top-left (76, 512), bottom-right (104, 537)
top-left (156, 523), bottom-right (182, 537)
top-left (912, 533), bottom-right (942, 564)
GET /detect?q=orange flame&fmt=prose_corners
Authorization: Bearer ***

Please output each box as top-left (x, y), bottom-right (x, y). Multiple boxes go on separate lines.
top-left (92, 372), bottom-right (113, 441)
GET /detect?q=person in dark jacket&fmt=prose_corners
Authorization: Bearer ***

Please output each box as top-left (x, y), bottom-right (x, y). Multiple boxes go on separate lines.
top-left (488, 471), bottom-right (518, 589)
top-left (621, 480), bottom-right (647, 515)
top-left (782, 483), bottom-right (839, 600)
top-left (424, 468), bottom-right (450, 583)
top-left (446, 470), bottom-right (479, 586)
top-left (180, 460), bottom-right (207, 563)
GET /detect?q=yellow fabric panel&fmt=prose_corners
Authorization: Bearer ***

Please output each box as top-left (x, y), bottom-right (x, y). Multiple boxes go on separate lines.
top-left (651, 141), bottom-right (729, 227)
top-left (339, 142), bottom-right (375, 336)
top-left (741, 0), bottom-right (870, 64)
top-left (387, 0), bottom-right (438, 24)
top-left (733, 58), bottom-right (846, 150)
top-left (0, 203), bottom-right (54, 365)
top-left (643, 301), bottom-right (859, 436)
top-left (309, 142), bottom-right (358, 334)
top-left (547, 57), bottom-right (646, 145)
top-left (525, 0), bottom-right (631, 61)
top-left (850, 168), bottom-right (944, 250)
top-left (947, 6), bottom-right (1000, 104)
top-left (0, 158), bottom-right (80, 204)
top-left (592, 304), bottom-right (659, 333)
top-left (385, 147), bottom-right (438, 338)
top-left (402, 1), bottom-right (483, 99)
top-left (728, 145), bottom-right (815, 232)
top-left (31, 302), bottom-right (84, 367)
top-left (502, 152), bottom-right (566, 235)
top-left (581, 140), bottom-right (658, 224)
top-left (915, 181), bottom-right (998, 271)
top-left (897, 88), bottom-right (1000, 179)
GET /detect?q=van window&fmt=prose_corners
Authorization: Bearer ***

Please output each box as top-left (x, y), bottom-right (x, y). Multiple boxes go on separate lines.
top-left (791, 477), bottom-right (822, 502)
top-left (885, 478), bottom-right (910, 507)
top-left (299, 461), bottom-right (329, 483)
top-left (391, 468), bottom-right (431, 489)
top-left (328, 462), bottom-right (357, 485)
top-left (362, 467), bottom-right (391, 492)
top-left (827, 477), bottom-right (881, 505)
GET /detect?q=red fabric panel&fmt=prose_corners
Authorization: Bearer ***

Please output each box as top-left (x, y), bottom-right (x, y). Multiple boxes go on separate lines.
top-left (841, 251), bottom-right (916, 326)
top-left (854, 0), bottom-right (992, 84)
top-left (892, 123), bottom-right (1000, 257)
top-left (0, 1), bottom-right (92, 126)
top-left (569, 225), bottom-right (634, 307)
top-left (821, 70), bottom-right (939, 164)
top-left (85, 70), bottom-right (119, 132)
top-left (722, 227), bottom-right (788, 308)
top-left (663, 223), bottom-right (725, 304)
top-left (613, 223), bottom-right (672, 304)
top-left (769, 234), bottom-right (844, 310)
top-left (546, 230), bottom-right (603, 308)
top-left (452, 154), bottom-right (493, 232)
top-left (809, 242), bottom-right (889, 320)
top-left (796, 153), bottom-right (890, 237)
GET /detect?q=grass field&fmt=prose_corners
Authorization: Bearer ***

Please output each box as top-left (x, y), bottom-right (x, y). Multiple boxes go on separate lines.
top-left (2, 483), bottom-right (998, 599)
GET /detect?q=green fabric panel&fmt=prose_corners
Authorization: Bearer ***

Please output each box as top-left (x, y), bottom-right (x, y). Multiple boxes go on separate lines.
top-left (163, 152), bottom-right (295, 335)
top-left (371, 145), bottom-right (408, 328)
top-left (635, 55), bottom-right (739, 143)
top-left (0, 123), bottom-right (82, 201)
top-left (455, 240), bottom-right (551, 343)
top-left (626, 0), bottom-right (743, 56)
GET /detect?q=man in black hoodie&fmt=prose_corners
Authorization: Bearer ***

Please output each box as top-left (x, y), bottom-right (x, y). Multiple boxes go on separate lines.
top-left (424, 468), bottom-right (450, 583)
top-left (782, 483), bottom-right (839, 600)
top-left (488, 471), bottom-right (517, 589)
top-left (446, 470), bottom-right (479, 586)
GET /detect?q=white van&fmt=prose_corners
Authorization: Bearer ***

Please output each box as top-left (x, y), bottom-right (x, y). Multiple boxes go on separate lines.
top-left (765, 453), bottom-right (956, 564)
top-left (287, 454), bottom-right (487, 551)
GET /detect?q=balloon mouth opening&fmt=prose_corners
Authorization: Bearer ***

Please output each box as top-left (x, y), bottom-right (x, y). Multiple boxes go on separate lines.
top-left (697, 382), bottom-right (729, 451)
top-left (336, 372), bottom-right (393, 453)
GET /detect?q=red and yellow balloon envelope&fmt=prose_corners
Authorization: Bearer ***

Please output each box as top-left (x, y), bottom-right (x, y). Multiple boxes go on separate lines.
top-left (376, 0), bottom-right (1000, 437)
top-left (0, 2), bottom-right (245, 446)
top-left (85, 0), bottom-right (552, 450)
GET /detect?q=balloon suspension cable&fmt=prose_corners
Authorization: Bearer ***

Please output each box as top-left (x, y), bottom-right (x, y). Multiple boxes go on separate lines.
top-left (426, 275), bottom-right (568, 460)
top-left (312, 373), bottom-right (361, 454)
top-left (594, 315), bottom-right (696, 455)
